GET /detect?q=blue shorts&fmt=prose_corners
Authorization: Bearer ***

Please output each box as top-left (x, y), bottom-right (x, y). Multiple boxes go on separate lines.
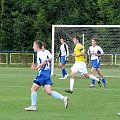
top-left (34, 70), bottom-right (53, 86)
top-left (92, 59), bottom-right (100, 68)
top-left (60, 56), bottom-right (66, 65)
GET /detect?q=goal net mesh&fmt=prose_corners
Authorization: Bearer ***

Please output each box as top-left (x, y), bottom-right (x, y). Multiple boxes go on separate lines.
top-left (52, 25), bottom-right (120, 76)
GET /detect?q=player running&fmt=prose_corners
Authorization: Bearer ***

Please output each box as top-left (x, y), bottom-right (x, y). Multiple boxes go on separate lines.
top-left (59, 37), bottom-right (69, 79)
top-left (65, 36), bottom-right (101, 94)
top-left (42, 42), bottom-right (52, 74)
top-left (88, 38), bottom-right (107, 88)
top-left (42, 42), bottom-right (52, 63)
top-left (24, 40), bottom-right (68, 111)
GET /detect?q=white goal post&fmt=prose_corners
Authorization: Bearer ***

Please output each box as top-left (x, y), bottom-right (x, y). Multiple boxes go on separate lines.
top-left (51, 25), bottom-right (120, 75)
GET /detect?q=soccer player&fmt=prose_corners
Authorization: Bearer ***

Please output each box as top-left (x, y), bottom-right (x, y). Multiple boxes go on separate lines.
top-left (59, 37), bottom-right (69, 79)
top-left (88, 38), bottom-right (107, 88)
top-left (42, 42), bottom-right (52, 63)
top-left (42, 42), bottom-right (52, 74)
top-left (65, 36), bottom-right (101, 94)
top-left (24, 40), bottom-right (68, 111)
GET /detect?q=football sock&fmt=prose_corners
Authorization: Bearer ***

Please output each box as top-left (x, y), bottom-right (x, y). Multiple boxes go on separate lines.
top-left (51, 91), bottom-right (64, 101)
top-left (89, 74), bottom-right (99, 81)
top-left (92, 79), bottom-right (95, 85)
top-left (31, 91), bottom-right (37, 107)
top-left (100, 77), bottom-right (106, 84)
top-left (70, 78), bottom-right (74, 91)
top-left (62, 67), bottom-right (67, 77)
top-left (61, 68), bottom-right (65, 78)
top-left (63, 67), bottom-right (67, 75)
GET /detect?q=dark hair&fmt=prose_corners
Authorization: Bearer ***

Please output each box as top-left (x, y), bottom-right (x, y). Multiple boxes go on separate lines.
top-left (60, 37), bottom-right (66, 42)
top-left (42, 42), bottom-right (46, 48)
top-left (34, 40), bottom-right (42, 49)
top-left (92, 38), bottom-right (97, 42)
top-left (75, 36), bottom-right (82, 43)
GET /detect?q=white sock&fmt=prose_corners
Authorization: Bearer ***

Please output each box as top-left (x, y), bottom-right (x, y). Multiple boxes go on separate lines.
top-left (31, 91), bottom-right (37, 107)
top-left (89, 74), bottom-right (99, 81)
top-left (51, 91), bottom-right (64, 101)
top-left (70, 78), bottom-right (74, 91)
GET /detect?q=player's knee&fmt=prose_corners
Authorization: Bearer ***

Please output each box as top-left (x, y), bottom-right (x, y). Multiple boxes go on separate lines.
top-left (70, 73), bottom-right (75, 78)
top-left (84, 74), bottom-right (89, 78)
top-left (70, 76), bottom-right (74, 79)
top-left (31, 88), bottom-right (35, 91)
top-left (59, 64), bottom-right (63, 68)
top-left (31, 86), bottom-right (37, 91)
top-left (59, 64), bottom-right (62, 68)
top-left (44, 88), bottom-right (51, 95)
top-left (45, 90), bottom-right (51, 95)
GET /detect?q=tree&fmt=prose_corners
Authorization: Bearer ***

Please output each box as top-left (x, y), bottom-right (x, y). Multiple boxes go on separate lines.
top-left (0, 0), bottom-right (120, 51)
top-left (97, 0), bottom-right (120, 24)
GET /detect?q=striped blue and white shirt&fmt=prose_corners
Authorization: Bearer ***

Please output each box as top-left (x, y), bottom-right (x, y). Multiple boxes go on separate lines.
top-left (60, 43), bottom-right (69, 57)
top-left (37, 50), bottom-right (50, 71)
top-left (88, 45), bottom-right (104, 60)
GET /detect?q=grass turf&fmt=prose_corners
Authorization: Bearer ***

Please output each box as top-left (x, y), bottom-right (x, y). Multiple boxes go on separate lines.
top-left (0, 66), bottom-right (120, 120)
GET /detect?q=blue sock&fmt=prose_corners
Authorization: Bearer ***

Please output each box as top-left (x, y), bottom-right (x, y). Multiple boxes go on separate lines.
top-left (31, 91), bottom-right (37, 107)
top-left (61, 68), bottom-right (65, 77)
top-left (62, 68), bottom-right (67, 77)
top-left (51, 91), bottom-right (64, 100)
top-left (101, 77), bottom-right (106, 84)
top-left (92, 79), bottom-right (95, 85)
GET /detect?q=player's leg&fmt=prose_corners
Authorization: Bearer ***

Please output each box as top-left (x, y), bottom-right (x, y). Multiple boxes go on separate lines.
top-left (89, 67), bottom-right (96, 88)
top-left (84, 73), bottom-right (101, 87)
top-left (89, 59), bottom-right (98, 87)
top-left (81, 62), bottom-right (101, 87)
top-left (24, 83), bottom-right (40, 111)
top-left (59, 56), bottom-right (68, 79)
top-left (96, 68), bottom-right (107, 87)
top-left (44, 85), bottom-right (64, 99)
top-left (65, 62), bottom-right (78, 93)
top-left (44, 85), bottom-right (68, 108)
top-left (31, 83), bottom-right (39, 107)
top-left (59, 63), bottom-right (66, 78)
top-left (65, 71), bottom-right (76, 93)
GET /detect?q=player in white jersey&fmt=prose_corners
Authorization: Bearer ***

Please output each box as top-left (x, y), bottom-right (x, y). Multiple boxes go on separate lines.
top-left (59, 37), bottom-right (69, 79)
top-left (42, 42), bottom-right (52, 74)
top-left (24, 40), bottom-right (68, 111)
top-left (87, 38), bottom-right (107, 88)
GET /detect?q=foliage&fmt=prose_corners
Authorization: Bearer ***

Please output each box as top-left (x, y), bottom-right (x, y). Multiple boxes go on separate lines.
top-left (0, 0), bottom-right (120, 51)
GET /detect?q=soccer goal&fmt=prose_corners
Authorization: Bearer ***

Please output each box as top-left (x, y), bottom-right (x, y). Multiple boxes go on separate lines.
top-left (51, 25), bottom-right (120, 75)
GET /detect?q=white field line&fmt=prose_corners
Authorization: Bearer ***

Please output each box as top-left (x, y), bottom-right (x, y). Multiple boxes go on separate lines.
top-left (54, 74), bottom-right (120, 78)
top-left (0, 86), bottom-right (120, 91)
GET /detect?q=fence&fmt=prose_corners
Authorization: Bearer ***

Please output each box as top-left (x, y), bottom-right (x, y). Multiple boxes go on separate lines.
top-left (0, 51), bottom-right (36, 65)
top-left (0, 51), bottom-right (120, 65)
top-left (55, 52), bottom-right (120, 66)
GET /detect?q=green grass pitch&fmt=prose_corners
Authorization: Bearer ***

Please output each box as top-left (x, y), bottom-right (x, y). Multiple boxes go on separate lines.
top-left (0, 66), bottom-right (120, 120)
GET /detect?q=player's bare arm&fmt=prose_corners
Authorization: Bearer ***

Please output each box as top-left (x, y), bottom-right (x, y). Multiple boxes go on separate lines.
top-left (31, 61), bottom-right (47, 70)
top-left (94, 53), bottom-right (104, 56)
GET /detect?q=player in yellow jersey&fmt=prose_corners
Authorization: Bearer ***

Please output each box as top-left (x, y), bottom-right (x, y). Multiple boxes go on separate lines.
top-left (65, 36), bottom-right (101, 94)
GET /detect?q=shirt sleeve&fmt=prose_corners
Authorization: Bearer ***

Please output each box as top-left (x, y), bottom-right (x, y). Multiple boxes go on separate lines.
top-left (64, 44), bottom-right (69, 57)
top-left (38, 52), bottom-right (47, 62)
top-left (98, 46), bottom-right (104, 54)
top-left (87, 48), bottom-right (90, 55)
top-left (47, 51), bottom-right (53, 59)
top-left (80, 46), bottom-right (85, 54)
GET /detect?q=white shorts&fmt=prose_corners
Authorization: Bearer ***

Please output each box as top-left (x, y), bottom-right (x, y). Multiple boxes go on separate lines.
top-left (71, 62), bottom-right (88, 74)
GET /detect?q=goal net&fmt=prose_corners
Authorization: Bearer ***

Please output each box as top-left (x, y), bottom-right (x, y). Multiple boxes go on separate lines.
top-left (51, 25), bottom-right (120, 76)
